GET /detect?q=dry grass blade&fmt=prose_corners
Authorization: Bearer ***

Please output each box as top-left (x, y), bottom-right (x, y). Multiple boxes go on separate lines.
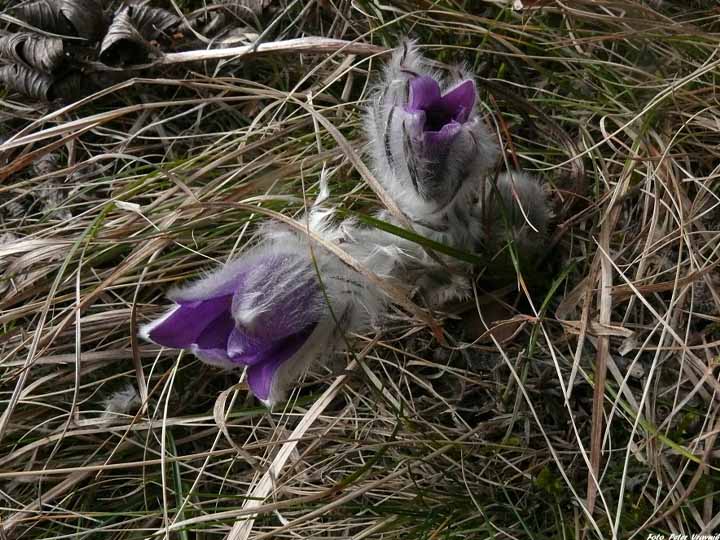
top-left (224, 349), bottom-right (368, 540)
top-left (147, 37), bottom-right (386, 68)
top-left (587, 205), bottom-right (615, 514)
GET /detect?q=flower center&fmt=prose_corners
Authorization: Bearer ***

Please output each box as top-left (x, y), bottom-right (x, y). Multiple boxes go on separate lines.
top-left (407, 76), bottom-right (476, 134)
top-left (425, 107), bottom-right (455, 132)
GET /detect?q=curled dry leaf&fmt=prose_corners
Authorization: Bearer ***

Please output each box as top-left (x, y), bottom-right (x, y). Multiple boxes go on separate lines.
top-left (127, 2), bottom-right (180, 40)
top-left (12, 0), bottom-right (74, 37)
top-left (0, 63), bottom-right (84, 101)
top-left (60, 0), bottom-right (108, 41)
top-left (0, 63), bottom-right (52, 100)
top-left (0, 33), bottom-right (65, 74)
top-left (13, 0), bottom-right (107, 41)
top-left (99, 3), bottom-right (180, 66)
top-left (99, 7), bottom-right (151, 66)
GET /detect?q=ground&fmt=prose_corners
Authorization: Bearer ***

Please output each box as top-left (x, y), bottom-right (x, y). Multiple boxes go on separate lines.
top-left (1, 1), bottom-right (719, 539)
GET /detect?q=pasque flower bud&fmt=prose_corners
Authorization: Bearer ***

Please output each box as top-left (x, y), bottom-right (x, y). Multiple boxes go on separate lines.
top-left (141, 249), bottom-right (324, 403)
top-left (486, 171), bottom-right (550, 253)
top-left (141, 212), bottom-right (396, 406)
top-left (365, 41), bottom-right (550, 259)
top-left (365, 41), bottom-right (500, 220)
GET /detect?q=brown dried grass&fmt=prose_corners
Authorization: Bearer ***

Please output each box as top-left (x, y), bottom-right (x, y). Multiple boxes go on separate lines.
top-left (1, 1), bottom-right (719, 538)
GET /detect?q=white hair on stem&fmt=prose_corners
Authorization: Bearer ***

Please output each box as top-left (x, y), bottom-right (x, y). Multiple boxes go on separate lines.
top-left (101, 384), bottom-right (140, 422)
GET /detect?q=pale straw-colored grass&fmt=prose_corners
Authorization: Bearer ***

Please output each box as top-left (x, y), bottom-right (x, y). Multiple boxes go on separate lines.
top-left (1, 1), bottom-right (719, 539)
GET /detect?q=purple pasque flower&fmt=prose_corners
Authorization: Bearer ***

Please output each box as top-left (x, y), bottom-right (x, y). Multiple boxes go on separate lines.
top-left (140, 250), bottom-right (324, 403)
top-left (365, 41), bottom-right (499, 219)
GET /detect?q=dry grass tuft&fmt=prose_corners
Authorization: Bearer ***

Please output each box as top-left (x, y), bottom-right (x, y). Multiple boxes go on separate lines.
top-left (1, 1), bottom-right (719, 538)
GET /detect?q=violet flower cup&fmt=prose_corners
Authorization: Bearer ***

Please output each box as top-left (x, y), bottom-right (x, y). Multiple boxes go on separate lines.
top-left (405, 75), bottom-right (476, 148)
top-left (365, 42), bottom-right (499, 218)
top-left (141, 251), bottom-right (324, 403)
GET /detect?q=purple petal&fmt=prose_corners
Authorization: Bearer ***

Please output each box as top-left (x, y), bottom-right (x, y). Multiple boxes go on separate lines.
top-left (406, 77), bottom-right (476, 133)
top-left (195, 308), bottom-right (235, 351)
top-left (226, 328), bottom-right (270, 366)
top-left (407, 76), bottom-right (442, 112)
top-left (192, 346), bottom-right (233, 365)
top-left (246, 324), bottom-right (316, 401)
top-left (439, 80), bottom-right (476, 123)
top-left (423, 121), bottom-right (462, 146)
top-left (147, 295), bottom-right (232, 348)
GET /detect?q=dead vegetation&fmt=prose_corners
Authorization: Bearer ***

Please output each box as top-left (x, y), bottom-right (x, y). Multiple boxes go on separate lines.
top-left (1, 1), bottom-right (719, 539)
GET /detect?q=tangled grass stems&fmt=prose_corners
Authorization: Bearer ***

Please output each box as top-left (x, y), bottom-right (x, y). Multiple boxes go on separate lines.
top-left (1, 1), bottom-right (719, 538)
